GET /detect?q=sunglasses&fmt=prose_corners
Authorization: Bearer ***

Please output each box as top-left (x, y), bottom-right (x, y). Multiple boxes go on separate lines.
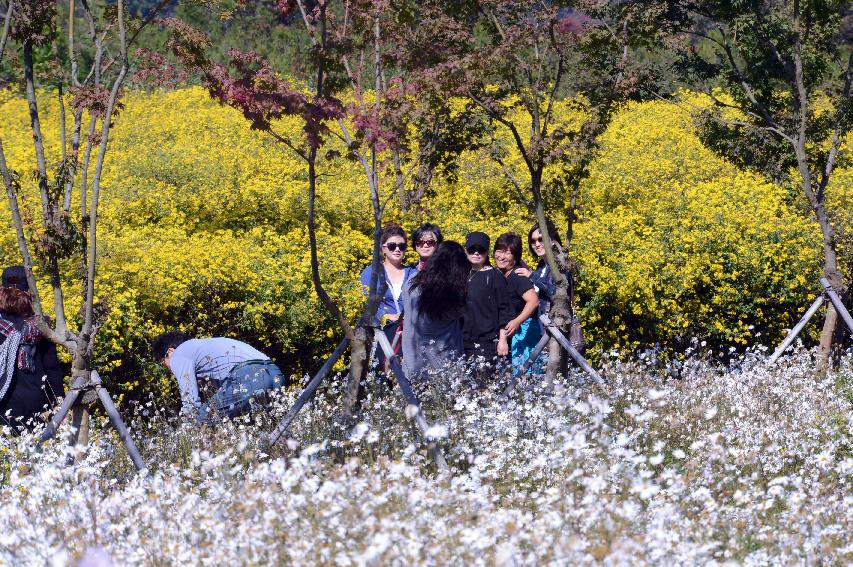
top-left (384, 242), bottom-right (407, 252)
top-left (530, 236), bottom-right (544, 244)
top-left (416, 239), bottom-right (437, 248)
top-left (466, 246), bottom-right (487, 255)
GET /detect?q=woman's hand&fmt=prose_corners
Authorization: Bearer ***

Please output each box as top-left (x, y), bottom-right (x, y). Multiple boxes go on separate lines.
top-left (514, 266), bottom-right (532, 278)
top-left (497, 338), bottom-right (509, 356)
top-left (504, 318), bottom-right (521, 336)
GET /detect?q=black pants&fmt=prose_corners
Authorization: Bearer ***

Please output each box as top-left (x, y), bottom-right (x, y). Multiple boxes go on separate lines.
top-left (464, 340), bottom-right (508, 364)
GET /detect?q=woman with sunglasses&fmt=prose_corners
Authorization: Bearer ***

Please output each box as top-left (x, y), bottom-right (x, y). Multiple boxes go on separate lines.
top-left (493, 232), bottom-right (541, 373)
top-left (462, 232), bottom-right (512, 363)
top-left (515, 221), bottom-right (572, 321)
top-left (401, 241), bottom-right (468, 380)
top-left (359, 223), bottom-right (417, 367)
top-left (411, 223), bottom-right (444, 271)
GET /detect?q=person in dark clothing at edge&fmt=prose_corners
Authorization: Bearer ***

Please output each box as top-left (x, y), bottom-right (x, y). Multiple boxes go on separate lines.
top-left (0, 266), bottom-right (65, 434)
top-left (462, 232), bottom-right (512, 363)
top-left (153, 332), bottom-right (285, 423)
top-left (401, 241), bottom-right (468, 380)
top-left (411, 223), bottom-right (444, 271)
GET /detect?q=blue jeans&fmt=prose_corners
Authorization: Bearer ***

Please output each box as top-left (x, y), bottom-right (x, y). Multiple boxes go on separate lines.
top-left (199, 360), bottom-right (284, 422)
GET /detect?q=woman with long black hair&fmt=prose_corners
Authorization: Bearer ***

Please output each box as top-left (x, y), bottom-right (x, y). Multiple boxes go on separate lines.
top-left (401, 241), bottom-right (469, 379)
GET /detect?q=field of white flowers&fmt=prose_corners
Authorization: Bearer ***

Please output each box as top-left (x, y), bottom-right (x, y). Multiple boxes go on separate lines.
top-left (1, 347), bottom-right (851, 566)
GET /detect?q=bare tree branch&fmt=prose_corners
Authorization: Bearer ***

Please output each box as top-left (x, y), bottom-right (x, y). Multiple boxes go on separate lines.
top-left (0, 0), bottom-right (13, 65)
top-left (470, 92), bottom-right (534, 172)
top-left (493, 153), bottom-right (530, 206)
top-left (83, 0), bottom-right (129, 342)
top-left (816, 49), bottom-right (853, 202)
top-left (23, 44), bottom-right (51, 217)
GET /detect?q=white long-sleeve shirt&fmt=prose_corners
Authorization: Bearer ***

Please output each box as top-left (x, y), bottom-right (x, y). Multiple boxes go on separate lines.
top-left (169, 337), bottom-right (270, 416)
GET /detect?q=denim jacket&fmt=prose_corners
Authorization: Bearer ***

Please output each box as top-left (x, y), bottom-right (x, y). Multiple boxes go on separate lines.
top-left (359, 264), bottom-right (417, 319)
top-left (529, 260), bottom-right (572, 317)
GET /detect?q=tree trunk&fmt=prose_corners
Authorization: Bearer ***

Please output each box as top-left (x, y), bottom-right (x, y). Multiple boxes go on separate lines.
top-left (342, 325), bottom-right (373, 419)
top-left (546, 283), bottom-right (571, 384)
top-left (815, 303), bottom-right (837, 377)
top-left (812, 201), bottom-right (841, 376)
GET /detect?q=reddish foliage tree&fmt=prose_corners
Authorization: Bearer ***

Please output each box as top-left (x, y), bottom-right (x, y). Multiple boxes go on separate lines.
top-left (406, 0), bottom-right (662, 380)
top-left (0, 0), bottom-right (172, 458)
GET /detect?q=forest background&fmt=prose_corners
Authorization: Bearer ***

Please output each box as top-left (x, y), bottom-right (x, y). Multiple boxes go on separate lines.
top-left (0, 0), bottom-right (850, 408)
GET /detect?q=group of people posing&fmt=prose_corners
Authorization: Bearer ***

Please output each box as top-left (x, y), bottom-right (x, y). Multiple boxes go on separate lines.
top-left (1, 220), bottom-right (573, 431)
top-left (359, 222), bottom-right (571, 380)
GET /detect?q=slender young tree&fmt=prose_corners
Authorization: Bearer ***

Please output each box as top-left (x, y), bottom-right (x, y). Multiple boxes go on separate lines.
top-left (412, 0), bottom-right (657, 379)
top-left (164, 0), bottom-right (468, 418)
top-left (656, 0), bottom-right (853, 374)
top-left (0, 0), bottom-right (171, 445)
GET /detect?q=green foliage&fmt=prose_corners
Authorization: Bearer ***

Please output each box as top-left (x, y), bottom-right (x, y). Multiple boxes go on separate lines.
top-left (0, 87), bottom-right (836, 404)
top-left (574, 95), bottom-right (824, 355)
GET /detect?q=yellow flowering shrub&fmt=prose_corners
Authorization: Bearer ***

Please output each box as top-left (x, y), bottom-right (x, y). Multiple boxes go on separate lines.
top-left (0, 87), bottom-right (839, 402)
top-left (574, 97), bottom-right (824, 355)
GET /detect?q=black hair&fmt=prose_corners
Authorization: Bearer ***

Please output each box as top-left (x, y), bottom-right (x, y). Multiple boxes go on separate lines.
top-left (380, 222), bottom-right (407, 245)
top-left (494, 232), bottom-right (523, 264)
top-left (410, 241), bottom-right (469, 321)
top-left (411, 223), bottom-right (444, 246)
top-left (528, 219), bottom-right (563, 256)
top-left (152, 331), bottom-right (193, 361)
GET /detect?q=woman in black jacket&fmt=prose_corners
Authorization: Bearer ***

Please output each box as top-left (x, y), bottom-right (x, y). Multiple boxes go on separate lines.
top-left (462, 232), bottom-right (513, 362)
top-left (0, 267), bottom-right (64, 433)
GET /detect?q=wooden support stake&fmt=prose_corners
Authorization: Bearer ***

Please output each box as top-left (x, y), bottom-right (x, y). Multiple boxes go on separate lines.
top-left (266, 338), bottom-right (349, 448)
top-left (39, 370), bottom-right (145, 473)
top-left (540, 314), bottom-right (605, 387)
top-left (769, 294), bottom-right (825, 364)
top-left (38, 375), bottom-right (85, 444)
top-left (501, 331), bottom-right (550, 399)
top-left (91, 370), bottom-right (146, 473)
top-left (375, 331), bottom-right (450, 473)
top-left (820, 278), bottom-right (853, 334)
top-left (65, 405), bottom-right (86, 466)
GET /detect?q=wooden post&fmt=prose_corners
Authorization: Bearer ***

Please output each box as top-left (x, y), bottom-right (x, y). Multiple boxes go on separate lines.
top-left (266, 338), bottom-right (349, 447)
top-left (769, 294), bottom-right (825, 364)
top-left (374, 331), bottom-right (450, 473)
top-left (501, 332), bottom-right (550, 399)
top-left (91, 370), bottom-right (146, 473)
top-left (65, 405), bottom-right (87, 466)
top-left (540, 314), bottom-right (605, 387)
top-left (820, 278), bottom-right (853, 334)
top-left (38, 375), bottom-right (85, 444)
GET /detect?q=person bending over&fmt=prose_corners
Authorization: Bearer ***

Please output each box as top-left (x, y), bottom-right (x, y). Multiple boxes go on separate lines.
top-left (153, 332), bottom-right (284, 422)
top-left (401, 241), bottom-right (468, 380)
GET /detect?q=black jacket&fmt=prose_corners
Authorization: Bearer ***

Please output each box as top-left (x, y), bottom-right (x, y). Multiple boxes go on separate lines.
top-left (0, 313), bottom-right (65, 432)
top-left (463, 267), bottom-right (513, 350)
